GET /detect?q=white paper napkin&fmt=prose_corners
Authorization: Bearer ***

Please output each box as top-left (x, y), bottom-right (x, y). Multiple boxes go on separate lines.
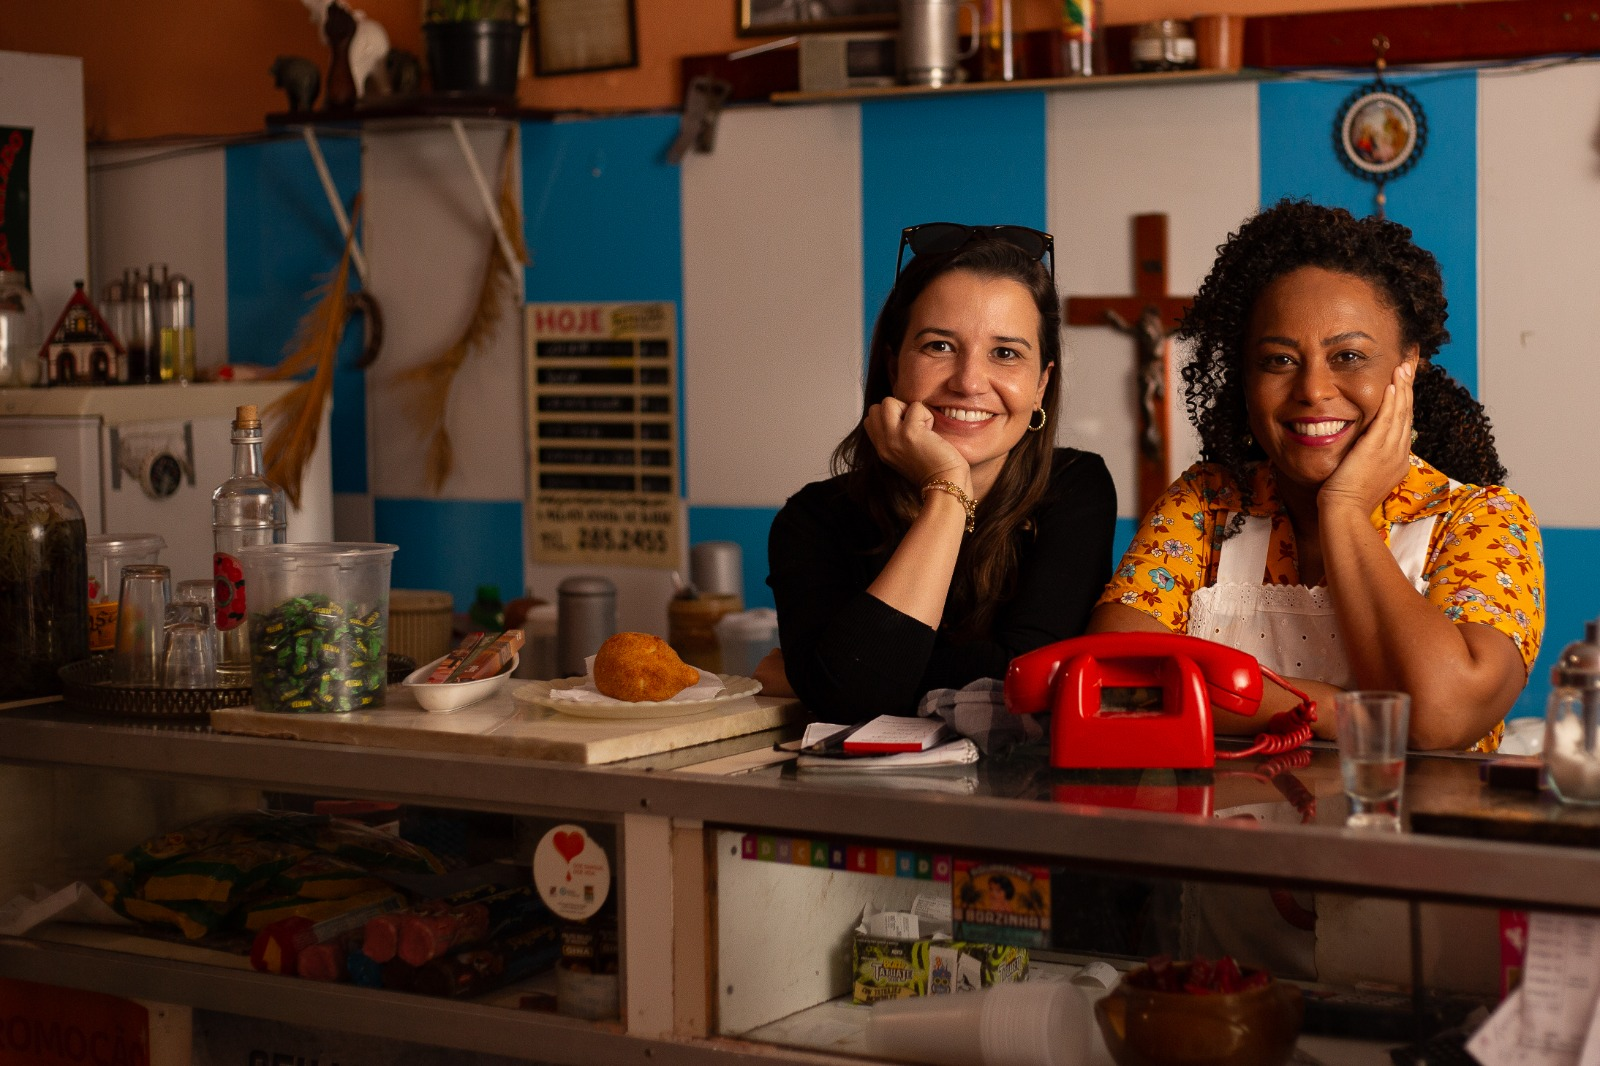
top-left (545, 656), bottom-right (727, 704)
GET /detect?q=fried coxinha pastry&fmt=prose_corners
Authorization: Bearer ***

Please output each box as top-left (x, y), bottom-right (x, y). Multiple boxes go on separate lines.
top-left (593, 632), bottom-right (701, 702)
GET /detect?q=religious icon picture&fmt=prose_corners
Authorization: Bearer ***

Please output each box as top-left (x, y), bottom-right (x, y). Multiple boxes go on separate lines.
top-left (1335, 81), bottom-right (1427, 181)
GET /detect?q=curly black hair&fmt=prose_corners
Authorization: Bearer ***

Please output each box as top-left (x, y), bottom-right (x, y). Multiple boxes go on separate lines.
top-left (1178, 199), bottom-right (1506, 516)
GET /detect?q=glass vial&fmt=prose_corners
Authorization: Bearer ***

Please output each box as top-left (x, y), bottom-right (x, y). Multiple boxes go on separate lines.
top-left (162, 274), bottom-right (196, 383)
top-left (128, 270), bottom-right (160, 384)
top-left (101, 279), bottom-right (131, 383)
top-left (980, 0), bottom-right (1015, 82)
top-left (212, 404), bottom-right (288, 680)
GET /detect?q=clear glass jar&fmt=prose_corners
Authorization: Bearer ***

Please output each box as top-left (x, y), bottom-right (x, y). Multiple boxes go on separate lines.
top-left (0, 457), bottom-right (89, 700)
top-left (0, 270), bottom-right (42, 388)
top-left (1545, 621), bottom-right (1600, 804)
top-left (1131, 19), bottom-right (1197, 72)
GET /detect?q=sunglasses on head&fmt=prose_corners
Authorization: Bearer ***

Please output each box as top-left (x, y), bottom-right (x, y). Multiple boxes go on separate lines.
top-left (894, 222), bottom-right (1056, 285)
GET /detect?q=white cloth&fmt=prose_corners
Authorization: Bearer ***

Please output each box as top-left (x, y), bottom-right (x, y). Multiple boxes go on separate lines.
top-left (1179, 508), bottom-right (1439, 980)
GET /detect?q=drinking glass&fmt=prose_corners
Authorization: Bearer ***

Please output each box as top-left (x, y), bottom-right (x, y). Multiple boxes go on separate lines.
top-left (169, 579), bottom-right (217, 629)
top-left (111, 565), bottom-right (171, 686)
top-left (1335, 691), bottom-right (1411, 830)
top-left (162, 622), bottom-right (218, 688)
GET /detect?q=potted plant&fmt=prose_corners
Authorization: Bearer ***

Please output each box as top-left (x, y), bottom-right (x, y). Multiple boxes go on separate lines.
top-left (423, 0), bottom-right (525, 99)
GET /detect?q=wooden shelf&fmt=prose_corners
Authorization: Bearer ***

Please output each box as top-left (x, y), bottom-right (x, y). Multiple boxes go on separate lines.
top-left (770, 67), bottom-right (1270, 105)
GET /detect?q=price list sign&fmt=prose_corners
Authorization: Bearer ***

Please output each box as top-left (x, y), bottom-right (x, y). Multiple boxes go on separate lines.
top-left (525, 302), bottom-right (681, 568)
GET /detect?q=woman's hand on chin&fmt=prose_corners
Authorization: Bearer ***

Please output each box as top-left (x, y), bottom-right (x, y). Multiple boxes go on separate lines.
top-left (864, 398), bottom-right (971, 492)
top-left (1318, 361), bottom-right (1414, 519)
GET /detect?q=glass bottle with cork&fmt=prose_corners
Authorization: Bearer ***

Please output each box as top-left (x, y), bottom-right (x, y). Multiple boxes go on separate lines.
top-left (212, 404), bottom-right (287, 681)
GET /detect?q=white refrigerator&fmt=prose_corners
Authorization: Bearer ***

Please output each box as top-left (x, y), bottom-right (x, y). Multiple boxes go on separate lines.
top-left (0, 381), bottom-right (333, 585)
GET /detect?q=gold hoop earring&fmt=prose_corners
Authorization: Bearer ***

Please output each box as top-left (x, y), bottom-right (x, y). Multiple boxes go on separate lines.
top-left (1027, 408), bottom-right (1047, 432)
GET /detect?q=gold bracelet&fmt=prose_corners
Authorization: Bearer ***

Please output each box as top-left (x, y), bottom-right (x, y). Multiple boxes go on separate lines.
top-left (921, 478), bottom-right (976, 533)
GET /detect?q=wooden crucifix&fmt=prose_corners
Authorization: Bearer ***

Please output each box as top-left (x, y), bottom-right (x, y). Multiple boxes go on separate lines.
top-left (1065, 213), bottom-right (1193, 516)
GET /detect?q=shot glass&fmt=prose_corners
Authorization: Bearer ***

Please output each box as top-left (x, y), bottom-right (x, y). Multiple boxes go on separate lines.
top-left (1335, 691), bottom-right (1411, 830)
top-left (111, 565), bottom-right (171, 686)
top-left (162, 622), bottom-right (218, 688)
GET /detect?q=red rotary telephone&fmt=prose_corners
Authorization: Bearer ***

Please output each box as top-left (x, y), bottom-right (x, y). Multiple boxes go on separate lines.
top-left (1004, 632), bottom-right (1317, 770)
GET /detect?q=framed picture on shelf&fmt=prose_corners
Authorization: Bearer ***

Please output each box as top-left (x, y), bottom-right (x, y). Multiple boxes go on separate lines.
top-left (533, 0), bottom-right (638, 76)
top-left (737, 0), bottom-right (898, 36)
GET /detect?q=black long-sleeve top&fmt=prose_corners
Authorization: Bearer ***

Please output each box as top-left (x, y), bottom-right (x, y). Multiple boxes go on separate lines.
top-left (767, 448), bottom-right (1117, 723)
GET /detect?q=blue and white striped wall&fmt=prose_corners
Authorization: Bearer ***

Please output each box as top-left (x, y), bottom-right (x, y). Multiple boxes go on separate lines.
top-left (100, 58), bottom-right (1595, 716)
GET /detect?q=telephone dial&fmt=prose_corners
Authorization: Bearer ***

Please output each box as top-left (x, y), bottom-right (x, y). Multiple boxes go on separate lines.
top-left (1005, 631), bottom-right (1317, 770)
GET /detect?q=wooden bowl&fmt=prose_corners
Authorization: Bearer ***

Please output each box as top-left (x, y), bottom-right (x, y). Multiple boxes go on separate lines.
top-left (1094, 964), bottom-right (1304, 1066)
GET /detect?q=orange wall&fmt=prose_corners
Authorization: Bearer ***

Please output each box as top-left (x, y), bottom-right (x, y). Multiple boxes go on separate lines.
top-left (4, 0), bottom-right (1501, 142)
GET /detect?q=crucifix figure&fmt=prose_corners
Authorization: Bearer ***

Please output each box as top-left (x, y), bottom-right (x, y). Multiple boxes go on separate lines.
top-left (1065, 213), bottom-right (1193, 516)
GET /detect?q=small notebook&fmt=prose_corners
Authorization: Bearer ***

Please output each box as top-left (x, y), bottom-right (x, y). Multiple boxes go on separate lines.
top-left (840, 715), bottom-right (950, 754)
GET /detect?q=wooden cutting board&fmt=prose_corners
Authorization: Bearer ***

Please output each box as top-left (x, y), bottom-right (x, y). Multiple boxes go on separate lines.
top-left (210, 682), bottom-right (806, 765)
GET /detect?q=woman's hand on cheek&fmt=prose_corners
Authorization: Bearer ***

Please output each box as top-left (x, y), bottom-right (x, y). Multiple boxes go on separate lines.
top-left (1319, 362), bottom-right (1415, 518)
top-left (864, 399), bottom-right (971, 490)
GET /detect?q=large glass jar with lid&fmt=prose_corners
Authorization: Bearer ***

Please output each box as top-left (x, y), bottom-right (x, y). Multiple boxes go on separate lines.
top-left (0, 457), bottom-right (89, 700)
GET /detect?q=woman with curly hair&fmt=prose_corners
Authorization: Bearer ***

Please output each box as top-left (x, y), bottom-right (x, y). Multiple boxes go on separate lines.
top-left (760, 224), bottom-right (1117, 723)
top-left (1091, 199), bottom-right (1544, 751)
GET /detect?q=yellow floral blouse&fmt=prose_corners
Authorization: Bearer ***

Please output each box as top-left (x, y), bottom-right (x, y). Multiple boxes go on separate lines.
top-left (1098, 456), bottom-right (1546, 752)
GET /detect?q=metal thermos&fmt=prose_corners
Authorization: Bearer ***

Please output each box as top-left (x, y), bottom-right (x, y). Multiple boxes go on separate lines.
top-left (558, 576), bottom-right (617, 679)
top-left (898, 0), bottom-right (981, 87)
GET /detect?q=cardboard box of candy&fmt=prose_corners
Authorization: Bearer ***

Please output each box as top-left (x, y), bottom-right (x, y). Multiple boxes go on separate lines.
top-left (851, 932), bottom-right (1028, 1003)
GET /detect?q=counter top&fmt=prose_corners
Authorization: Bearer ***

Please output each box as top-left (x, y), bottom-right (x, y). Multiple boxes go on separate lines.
top-left (0, 704), bottom-right (1593, 912)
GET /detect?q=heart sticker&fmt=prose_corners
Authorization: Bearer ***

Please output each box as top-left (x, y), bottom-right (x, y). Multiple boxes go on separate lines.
top-left (533, 823), bottom-right (610, 920)
top-left (553, 829), bottom-right (585, 863)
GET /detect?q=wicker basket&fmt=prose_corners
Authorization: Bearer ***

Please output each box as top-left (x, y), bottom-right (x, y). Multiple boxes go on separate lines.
top-left (388, 588), bottom-right (455, 666)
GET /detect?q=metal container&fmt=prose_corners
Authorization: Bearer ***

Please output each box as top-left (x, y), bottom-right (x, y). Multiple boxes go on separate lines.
top-left (558, 576), bottom-right (617, 679)
top-left (898, 0), bottom-right (980, 87)
top-left (690, 540), bottom-right (744, 602)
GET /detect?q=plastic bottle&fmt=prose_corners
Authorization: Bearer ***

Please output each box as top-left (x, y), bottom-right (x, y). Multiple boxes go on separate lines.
top-left (0, 457), bottom-right (88, 700)
top-left (212, 404), bottom-right (288, 680)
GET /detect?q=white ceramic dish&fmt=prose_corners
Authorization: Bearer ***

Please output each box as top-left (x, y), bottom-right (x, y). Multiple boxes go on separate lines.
top-left (402, 653), bottom-right (520, 713)
top-left (518, 674), bottom-right (762, 720)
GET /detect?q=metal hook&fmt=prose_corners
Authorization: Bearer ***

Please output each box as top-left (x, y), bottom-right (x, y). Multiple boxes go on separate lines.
top-left (1373, 33), bottom-right (1390, 76)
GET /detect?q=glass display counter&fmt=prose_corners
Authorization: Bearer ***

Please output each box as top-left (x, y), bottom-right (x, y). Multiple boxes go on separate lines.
top-left (0, 704), bottom-right (1590, 1064)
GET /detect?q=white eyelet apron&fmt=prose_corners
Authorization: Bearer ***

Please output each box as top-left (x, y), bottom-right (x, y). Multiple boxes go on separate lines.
top-left (1178, 508), bottom-right (1440, 980)
top-left (1186, 510), bottom-right (1439, 687)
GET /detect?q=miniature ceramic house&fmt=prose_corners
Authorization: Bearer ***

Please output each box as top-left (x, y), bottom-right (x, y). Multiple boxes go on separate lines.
top-left (38, 281), bottom-right (123, 386)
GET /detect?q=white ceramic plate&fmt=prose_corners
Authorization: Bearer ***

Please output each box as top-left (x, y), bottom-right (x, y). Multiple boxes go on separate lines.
top-left (517, 674), bottom-right (762, 720)
top-left (402, 653), bottom-right (520, 713)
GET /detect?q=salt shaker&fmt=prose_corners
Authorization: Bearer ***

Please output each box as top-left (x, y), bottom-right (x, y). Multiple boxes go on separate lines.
top-left (558, 576), bottom-right (617, 679)
top-left (1544, 619), bottom-right (1600, 804)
